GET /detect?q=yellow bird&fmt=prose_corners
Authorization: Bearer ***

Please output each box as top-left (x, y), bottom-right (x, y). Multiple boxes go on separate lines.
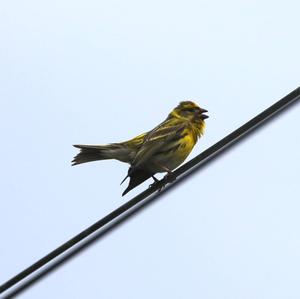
top-left (72, 101), bottom-right (208, 195)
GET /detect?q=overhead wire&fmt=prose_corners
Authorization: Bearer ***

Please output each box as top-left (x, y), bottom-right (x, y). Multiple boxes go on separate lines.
top-left (1, 86), bottom-right (299, 295)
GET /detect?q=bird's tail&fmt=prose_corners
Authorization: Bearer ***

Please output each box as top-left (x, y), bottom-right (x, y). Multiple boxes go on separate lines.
top-left (72, 144), bottom-right (131, 166)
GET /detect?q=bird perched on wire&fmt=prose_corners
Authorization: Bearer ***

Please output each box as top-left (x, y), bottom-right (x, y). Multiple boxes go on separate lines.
top-left (72, 101), bottom-right (208, 196)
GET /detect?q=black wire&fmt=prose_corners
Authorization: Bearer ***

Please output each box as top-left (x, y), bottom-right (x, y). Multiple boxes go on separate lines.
top-left (1, 87), bottom-right (299, 294)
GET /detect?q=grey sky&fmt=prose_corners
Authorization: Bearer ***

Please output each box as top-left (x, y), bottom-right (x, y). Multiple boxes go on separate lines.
top-left (0, 0), bottom-right (300, 298)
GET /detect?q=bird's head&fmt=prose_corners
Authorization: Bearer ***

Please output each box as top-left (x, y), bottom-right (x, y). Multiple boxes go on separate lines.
top-left (170, 101), bottom-right (208, 122)
top-left (169, 101), bottom-right (208, 137)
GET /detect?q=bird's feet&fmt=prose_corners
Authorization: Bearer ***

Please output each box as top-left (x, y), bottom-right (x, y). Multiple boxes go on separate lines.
top-left (148, 172), bottom-right (176, 192)
top-left (149, 175), bottom-right (165, 192)
top-left (149, 175), bottom-right (161, 189)
top-left (163, 171), bottom-right (176, 183)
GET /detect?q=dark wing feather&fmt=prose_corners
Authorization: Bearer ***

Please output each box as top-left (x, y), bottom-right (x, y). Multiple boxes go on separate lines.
top-left (122, 168), bottom-right (153, 196)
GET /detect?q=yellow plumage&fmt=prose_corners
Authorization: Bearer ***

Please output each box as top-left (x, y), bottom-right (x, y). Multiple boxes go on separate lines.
top-left (72, 101), bottom-right (208, 195)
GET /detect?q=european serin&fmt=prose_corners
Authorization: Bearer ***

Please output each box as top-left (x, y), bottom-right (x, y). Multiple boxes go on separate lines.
top-left (72, 101), bottom-right (208, 195)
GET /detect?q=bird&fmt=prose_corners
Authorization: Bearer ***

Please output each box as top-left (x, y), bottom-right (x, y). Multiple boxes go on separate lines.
top-left (72, 101), bottom-right (208, 196)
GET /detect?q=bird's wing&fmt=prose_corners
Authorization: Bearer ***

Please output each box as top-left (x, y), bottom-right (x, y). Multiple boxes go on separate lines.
top-left (121, 120), bottom-right (187, 196)
top-left (115, 133), bottom-right (147, 163)
top-left (131, 120), bottom-right (187, 169)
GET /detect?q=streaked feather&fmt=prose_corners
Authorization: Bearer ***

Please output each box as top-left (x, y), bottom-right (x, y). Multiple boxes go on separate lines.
top-left (72, 101), bottom-right (208, 195)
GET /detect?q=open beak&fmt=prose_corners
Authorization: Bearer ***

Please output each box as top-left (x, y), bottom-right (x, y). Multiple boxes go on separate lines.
top-left (199, 108), bottom-right (209, 120)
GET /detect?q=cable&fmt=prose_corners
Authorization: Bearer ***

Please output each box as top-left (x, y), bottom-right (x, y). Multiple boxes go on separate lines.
top-left (1, 87), bottom-right (299, 294)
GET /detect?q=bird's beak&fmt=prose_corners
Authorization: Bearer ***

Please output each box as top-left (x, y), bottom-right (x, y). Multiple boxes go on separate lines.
top-left (199, 108), bottom-right (209, 120)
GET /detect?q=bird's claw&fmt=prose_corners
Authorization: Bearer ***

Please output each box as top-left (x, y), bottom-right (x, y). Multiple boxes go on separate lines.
top-left (148, 174), bottom-right (176, 192)
top-left (164, 172), bottom-right (176, 183)
top-left (149, 182), bottom-right (166, 193)
top-left (149, 178), bottom-right (167, 192)
top-left (149, 182), bottom-right (156, 189)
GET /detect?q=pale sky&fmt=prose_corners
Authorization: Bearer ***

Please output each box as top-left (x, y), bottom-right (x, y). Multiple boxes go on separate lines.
top-left (0, 0), bottom-right (300, 298)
